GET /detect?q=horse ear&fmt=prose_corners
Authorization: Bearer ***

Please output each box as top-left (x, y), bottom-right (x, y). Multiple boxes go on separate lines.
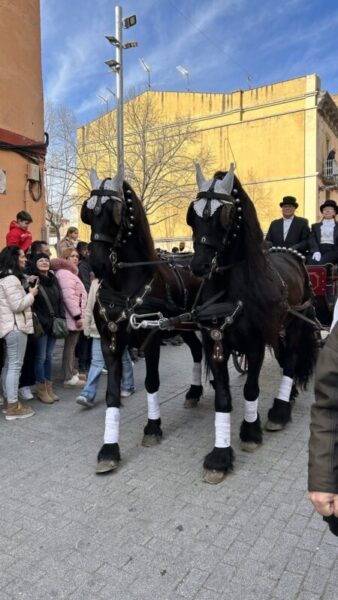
top-left (111, 165), bottom-right (124, 195)
top-left (186, 202), bottom-right (195, 227)
top-left (81, 202), bottom-right (92, 225)
top-left (218, 163), bottom-right (235, 196)
top-left (89, 168), bottom-right (100, 188)
top-left (194, 162), bottom-right (206, 190)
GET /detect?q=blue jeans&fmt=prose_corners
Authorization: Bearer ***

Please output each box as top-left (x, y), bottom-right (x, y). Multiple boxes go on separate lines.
top-left (121, 348), bottom-right (134, 392)
top-left (81, 343), bottom-right (134, 400)
top-left (2, 330), bottom-right (27, 403)
top-left (34, 334), bottom-right (57, 383)
top-left (81, 339), bottom-right (105, 401)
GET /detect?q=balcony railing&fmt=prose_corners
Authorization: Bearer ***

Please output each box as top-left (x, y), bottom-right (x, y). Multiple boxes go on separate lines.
top-left (323, 159), bottom-right (338, 177)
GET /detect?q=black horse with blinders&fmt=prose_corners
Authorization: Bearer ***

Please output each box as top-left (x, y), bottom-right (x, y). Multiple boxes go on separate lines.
top-left (187, 163), bottom-right (318, 484)
top-left (81, 168), bottom-right (203, 474)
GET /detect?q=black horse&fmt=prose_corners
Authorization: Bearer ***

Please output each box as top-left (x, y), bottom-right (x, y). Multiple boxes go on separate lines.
top-left (187, 163), bottom-right (318, 484)
top-left (81, 168), bottom-right (203, 473)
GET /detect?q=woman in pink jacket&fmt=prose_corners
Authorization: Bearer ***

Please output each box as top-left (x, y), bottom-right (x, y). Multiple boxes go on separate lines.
top-left (50, 248), bottom-right (87, 388)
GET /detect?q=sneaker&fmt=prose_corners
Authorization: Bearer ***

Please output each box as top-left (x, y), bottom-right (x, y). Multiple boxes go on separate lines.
top-left (18, 386), bottom-right (34, 400)
top-left (121, 389), bottom-right (135, 398)
top-left (76, 395), bottom-right (95, 408)
top-left (78, 372), bottom-right (87, 381)
top-left (64, 375), bottom-right (84, 389)
top-left (5, 401), bottom-right (35, 420)
top-left (102, 368), bottom-right (108, 375)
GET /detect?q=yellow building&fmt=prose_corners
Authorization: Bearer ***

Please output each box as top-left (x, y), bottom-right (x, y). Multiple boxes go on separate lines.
top-left (77, 74), bottom-right (338, 247)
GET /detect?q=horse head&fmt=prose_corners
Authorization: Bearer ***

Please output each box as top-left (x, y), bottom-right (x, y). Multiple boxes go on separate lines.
top-left (81, 168), bottom-right (136, 277)
top-left (187, 163), bottom-right (244, 277)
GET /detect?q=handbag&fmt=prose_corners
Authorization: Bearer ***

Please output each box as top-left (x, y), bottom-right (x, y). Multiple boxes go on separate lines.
top-left (32, 312), bottom-right (44, 337)
top-left (38, 286), bottom-right (68, 339)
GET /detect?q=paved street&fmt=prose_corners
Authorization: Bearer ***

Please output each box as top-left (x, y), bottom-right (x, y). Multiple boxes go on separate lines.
top-left (0, 343), bottom-right (337, 600)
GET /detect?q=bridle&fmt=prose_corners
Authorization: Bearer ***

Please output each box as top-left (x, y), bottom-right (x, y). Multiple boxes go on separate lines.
top-left (189, 179), bottom-right (243, 277)
top-left (86, 180), bottom-right (135, 273)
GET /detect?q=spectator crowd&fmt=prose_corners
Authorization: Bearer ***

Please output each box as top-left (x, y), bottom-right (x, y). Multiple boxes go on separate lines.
top-left (0, 215), bottom-right (135, 421)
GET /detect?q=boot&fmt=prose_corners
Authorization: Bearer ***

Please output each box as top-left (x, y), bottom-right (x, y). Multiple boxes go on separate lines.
top-left (5, 401), bottom-right (35, 420)
top-left (36, 382), bottom-right (54, 404)
top-left (45, 380), bottom-right (59, 401)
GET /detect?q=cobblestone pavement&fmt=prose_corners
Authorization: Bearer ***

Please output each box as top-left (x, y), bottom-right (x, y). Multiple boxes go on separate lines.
top-left (0, 342), bottom-right (337, 600)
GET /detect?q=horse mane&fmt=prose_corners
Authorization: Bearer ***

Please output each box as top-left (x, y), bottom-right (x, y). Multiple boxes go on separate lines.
top-left (123, 180), bottom-right (158, 262)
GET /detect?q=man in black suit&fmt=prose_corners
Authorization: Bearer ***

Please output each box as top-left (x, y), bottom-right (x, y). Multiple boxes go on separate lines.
top-left (265, 196), bottom-right (310, 254)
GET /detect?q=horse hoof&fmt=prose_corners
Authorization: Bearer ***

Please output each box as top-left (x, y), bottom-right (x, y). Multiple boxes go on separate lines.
top-left (95, 459), bottom-right (119, 474)
top-left (240, 441), bottom-right (261, 452)
top-left (183, 397), bottom-right (199, 408)
top-left (265, 420), bottom-right (285, 432)
top-left (202, 469), bottom-right (226, 485)
top-left (142, 434), bottom-right (162, 447)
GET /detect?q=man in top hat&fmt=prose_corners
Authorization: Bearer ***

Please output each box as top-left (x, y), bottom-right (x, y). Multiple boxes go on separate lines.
top-left (307, 199), bottom-right (338, 265)
top-left (265, 196), bottom-right (310, 253)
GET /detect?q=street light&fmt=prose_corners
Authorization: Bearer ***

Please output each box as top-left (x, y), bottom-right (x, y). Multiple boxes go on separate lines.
top-left (105, 6), bottom-right (137, 178)
top-left (139, 58), bottom-right (151, 90)
top-left (176, 65), bottom-right (190, 91)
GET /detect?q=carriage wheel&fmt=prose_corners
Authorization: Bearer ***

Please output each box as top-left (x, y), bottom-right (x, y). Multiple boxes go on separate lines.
top-left (232, 351), bottom-right (248, 374)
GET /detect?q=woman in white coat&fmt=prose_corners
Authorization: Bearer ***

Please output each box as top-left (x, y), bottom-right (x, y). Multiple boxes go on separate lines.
top-left (0, 246), bottom-right (38, 420)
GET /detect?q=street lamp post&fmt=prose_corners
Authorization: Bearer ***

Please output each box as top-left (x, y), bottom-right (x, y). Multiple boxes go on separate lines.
top-left (105, 6), bottom-right (137, 179)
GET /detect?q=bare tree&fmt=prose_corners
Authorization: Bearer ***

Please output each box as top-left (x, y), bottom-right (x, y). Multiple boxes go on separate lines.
top-left (44, 102), bottom-right (92, 246)
top-left (78, 92), bottom-right (213, 227)
top-left (243, 168), bottom-right (272, 230)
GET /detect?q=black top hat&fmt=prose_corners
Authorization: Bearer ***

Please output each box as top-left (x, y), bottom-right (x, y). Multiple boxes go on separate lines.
top-left (320, 199), bottom-right (338, 214)
top-left (279, 196), bottom-right (298, 208)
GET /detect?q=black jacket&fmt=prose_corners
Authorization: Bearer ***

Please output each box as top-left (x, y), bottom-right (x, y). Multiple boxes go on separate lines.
top-left (309, 222), bottom-right (338, 253)
top-left (78, 257), bottom-right (92, 293)
top-left (31, 272), bottom-right (65, 335)
top-left (265, 216), bottom-right (310, 253)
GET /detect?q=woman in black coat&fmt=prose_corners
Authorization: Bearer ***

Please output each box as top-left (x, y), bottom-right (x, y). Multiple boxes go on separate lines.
top-left (27, 253), bottom-right (65, 403)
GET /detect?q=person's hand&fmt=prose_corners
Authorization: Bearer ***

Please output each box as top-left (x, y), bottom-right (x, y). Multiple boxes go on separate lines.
top-left (28, 280), bottom-right (39, 297)
top-left (75, 319), bottom-right (83, 329)
top-left (309, 491), bottom-right (338, 516)
top-left (312, 252), bottom-right (321, 262)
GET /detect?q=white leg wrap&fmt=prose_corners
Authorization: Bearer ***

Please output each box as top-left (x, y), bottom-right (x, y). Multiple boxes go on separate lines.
top-left (147, 391), bottom-right (160, 420)
top-left (192, 362), bottom-right (202, 386)
top-left (104, 407), bottom-right (120, 444)
top-left (244, 399), bottom-right (258, 423)
top-left (215, 412), bottom-right (231, 448)
top-left (277, 376), bottom-right (293, 402)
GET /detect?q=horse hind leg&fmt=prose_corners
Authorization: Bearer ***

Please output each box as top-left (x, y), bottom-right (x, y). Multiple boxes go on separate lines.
top-left (265, 374), bottom-right (293, 431)
top-left (181, 331), bottom-right (203, 408)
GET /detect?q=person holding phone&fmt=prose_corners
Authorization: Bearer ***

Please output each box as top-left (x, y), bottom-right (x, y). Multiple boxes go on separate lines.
top-left (0, 246), bottom-right (38, 420)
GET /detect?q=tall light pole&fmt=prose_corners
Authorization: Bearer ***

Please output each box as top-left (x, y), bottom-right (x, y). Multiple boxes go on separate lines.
top-left (105, 6), bottom-right (137, 178)
top-left (176, 65), bottom-right (190, 91)
top-left (139, 58), bottom-right (151, 90)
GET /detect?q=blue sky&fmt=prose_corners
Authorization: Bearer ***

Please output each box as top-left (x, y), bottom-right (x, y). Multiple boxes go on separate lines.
top-left (41, 0), bottom-right (338, 126)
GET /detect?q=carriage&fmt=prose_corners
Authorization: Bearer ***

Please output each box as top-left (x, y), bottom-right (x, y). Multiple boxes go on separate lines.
top-left (306, 264), bottom-right (338, 327)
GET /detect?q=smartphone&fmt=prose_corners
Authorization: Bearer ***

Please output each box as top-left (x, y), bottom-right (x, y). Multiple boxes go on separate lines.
top-left (34, 277), bottom-right (39, 287)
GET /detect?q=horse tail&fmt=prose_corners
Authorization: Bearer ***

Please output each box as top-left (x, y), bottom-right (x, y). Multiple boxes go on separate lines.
top-left (287, 306), bottom-right (318, 388)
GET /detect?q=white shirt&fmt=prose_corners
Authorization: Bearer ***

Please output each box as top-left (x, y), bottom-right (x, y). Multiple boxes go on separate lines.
top-left (283, 216), bottom-right (294, 241)
top-left (320, 219), bottom-right (335, 244)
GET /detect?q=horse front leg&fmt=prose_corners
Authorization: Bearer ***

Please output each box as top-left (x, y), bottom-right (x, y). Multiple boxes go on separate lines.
top-left (239, 344), bottom-right (265, 452)
top-left (180, 330), bottom-right (204, 408)
top-left (142, 332), bottom-right (163, 447)
top-left (96, 338), bottom-right (123, 474)
top-left (203, 346), bottom-right (234, 485)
